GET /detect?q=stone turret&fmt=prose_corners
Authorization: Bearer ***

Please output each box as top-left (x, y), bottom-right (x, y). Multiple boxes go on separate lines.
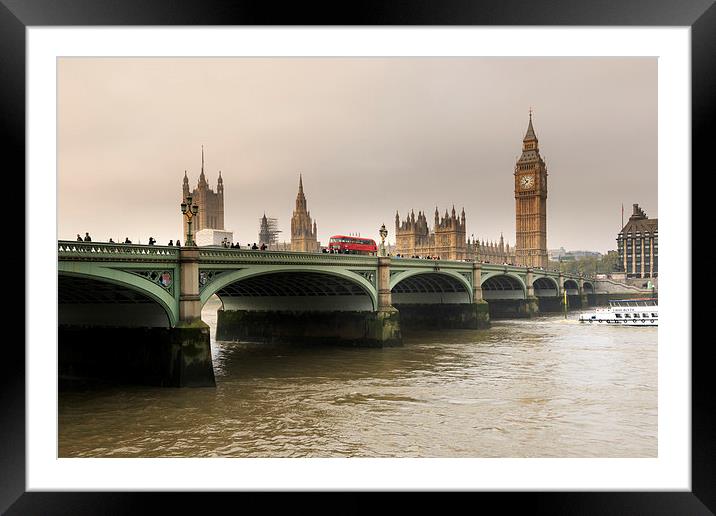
top-left (290, 174), bottom-right (319, 252)
top-left (182, 146), bottom-right (225, 237)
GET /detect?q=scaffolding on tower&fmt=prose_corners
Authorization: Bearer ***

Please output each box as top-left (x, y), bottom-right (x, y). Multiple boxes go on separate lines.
top-left (258, 215), bottom-right (282, 246)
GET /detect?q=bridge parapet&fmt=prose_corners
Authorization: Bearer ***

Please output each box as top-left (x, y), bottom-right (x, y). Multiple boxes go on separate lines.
top-left (58, 241), bottom-right (179, 262)
top-left (392, 257), bottom-right (473, 268)
top-left (198, 248), bottom-right (378, 266)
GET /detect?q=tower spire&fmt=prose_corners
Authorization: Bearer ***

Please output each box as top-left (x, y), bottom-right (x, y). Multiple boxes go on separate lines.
top-left (524, 109), bottom-right (537, 142)
top-left (291, 172), bottom-right (318, 252)
top-left (295, 173), bottom-right (307, 210)
top-left (199, 145), bottom-right (207, 184)
top-left (182, 170), bottom-right (190, 199)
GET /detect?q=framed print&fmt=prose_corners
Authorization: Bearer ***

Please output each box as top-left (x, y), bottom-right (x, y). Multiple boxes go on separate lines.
top-left (4, 0), bottom-right (709, 513)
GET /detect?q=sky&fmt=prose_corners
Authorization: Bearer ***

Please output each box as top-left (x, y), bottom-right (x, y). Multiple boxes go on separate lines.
top-left (58, 57), bottom-right (657, 253)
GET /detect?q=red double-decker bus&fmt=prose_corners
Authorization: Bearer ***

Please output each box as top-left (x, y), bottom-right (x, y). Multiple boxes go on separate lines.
top-left (328, 235), bottom-right (377, 255)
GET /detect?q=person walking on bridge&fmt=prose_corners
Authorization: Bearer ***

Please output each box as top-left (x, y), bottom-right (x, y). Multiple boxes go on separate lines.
top-left (83, 232), bottom-right (91, 242)
top-left (76, 234), bottom-right (82, 241)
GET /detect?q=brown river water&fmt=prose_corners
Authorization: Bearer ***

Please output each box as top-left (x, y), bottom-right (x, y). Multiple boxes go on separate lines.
top-left (58, 300), bottom-right (657, 458)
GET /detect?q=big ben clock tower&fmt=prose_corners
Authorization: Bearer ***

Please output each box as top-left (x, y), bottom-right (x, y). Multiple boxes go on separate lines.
top-left (514, 110), bottom-right (548, 269)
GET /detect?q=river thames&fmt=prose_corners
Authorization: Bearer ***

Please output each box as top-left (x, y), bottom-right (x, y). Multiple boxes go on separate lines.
top-left (58, 301), bottom-right (657, 458)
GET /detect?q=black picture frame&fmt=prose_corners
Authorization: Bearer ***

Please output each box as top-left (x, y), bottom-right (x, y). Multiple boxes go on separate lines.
top-left (3, 0), bottom-right (707, 513)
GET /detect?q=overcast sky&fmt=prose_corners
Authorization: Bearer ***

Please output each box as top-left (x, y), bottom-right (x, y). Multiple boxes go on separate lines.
top-left (58, 57), bottom-right (656, 252)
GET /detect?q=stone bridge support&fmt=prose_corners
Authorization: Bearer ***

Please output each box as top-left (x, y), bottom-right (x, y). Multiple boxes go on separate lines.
top-left (371, 257), bottom-right (402, 345)
top-left (179, 248), bottom-right (202, 322)
top-left (578, 278), bottom-right (591, 308)
top-left (172, 248), bottom-right (215, 386)
top-left (472, 262), bottom-right (490, 328)
top-left (524, 268), bottom-right (539, 317)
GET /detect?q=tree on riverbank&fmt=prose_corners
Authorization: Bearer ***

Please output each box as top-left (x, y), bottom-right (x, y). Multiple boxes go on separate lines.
top-left (549, 250), bottom-right (620, 276)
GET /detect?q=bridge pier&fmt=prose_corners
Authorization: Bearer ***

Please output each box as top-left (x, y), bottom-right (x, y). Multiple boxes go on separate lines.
top-left (524, 269), bottom-right (539, 317)
top-left (216, 309), bottom-right (401, 347)
top-left (580, 293), bottom-right (590, 308)
top-left (566, 294), bottom-right (583, 309)
top-left (172, 247), bottom-right (215, 386)
top-left (374, 257), bottom-right (403, 345)
top-left (394, 303), bottom-right (489, 330)
top-left (472, 262), bottom-right (490, 328)
top-left (59, 323), bottom-right (215, 388)
top-left (537, 296), bottom-right (562, 312)
top-left (486, 297), bottom-right (538, 318)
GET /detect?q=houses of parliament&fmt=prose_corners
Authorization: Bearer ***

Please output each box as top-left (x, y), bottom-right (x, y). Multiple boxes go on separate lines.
top-left (394, 112), bottom-right (549, 267)
top-left (181, 112), bottom-right (549, 266)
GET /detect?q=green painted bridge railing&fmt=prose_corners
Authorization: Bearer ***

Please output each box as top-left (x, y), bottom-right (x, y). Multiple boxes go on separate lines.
top-left (57, 241), bottom-right (594, 280)
top-left (58, 241), bottom-right (180, 261)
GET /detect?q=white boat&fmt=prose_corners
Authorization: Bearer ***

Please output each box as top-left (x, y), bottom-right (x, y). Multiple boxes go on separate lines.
top-left (579, 298), bottom-right (658, 326)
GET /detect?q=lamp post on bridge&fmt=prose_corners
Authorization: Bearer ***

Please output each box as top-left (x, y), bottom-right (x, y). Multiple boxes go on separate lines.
top-left (379, 223), bottom-right (388, 257)
top-left (181, 195), bottom-right (199, 247)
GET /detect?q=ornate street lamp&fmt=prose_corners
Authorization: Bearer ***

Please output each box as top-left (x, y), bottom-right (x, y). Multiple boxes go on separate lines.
top-left (181, 195), bottom-right (199, 247)
top-left (379, 223), bottom-right (388, 257)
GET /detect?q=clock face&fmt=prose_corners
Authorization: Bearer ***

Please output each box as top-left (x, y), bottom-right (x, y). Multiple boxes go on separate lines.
top-left (520, 174), bottom-right (535, 190)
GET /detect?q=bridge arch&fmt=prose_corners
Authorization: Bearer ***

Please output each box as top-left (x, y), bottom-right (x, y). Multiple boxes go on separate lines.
top-left (200, 265), bottom-right (378, 311)
top-left (390, 270), bottom-right (472, 304)
top-left (563, 279), bottom-right (580, 295)
top-left (532, 276), bottom-right (560, 297)
top-left (58, 264), bottom-right (177, 327)
top-left (582, 281), bottom-right (594, 294)
top-left (481, 272), bottom-right (527, 300)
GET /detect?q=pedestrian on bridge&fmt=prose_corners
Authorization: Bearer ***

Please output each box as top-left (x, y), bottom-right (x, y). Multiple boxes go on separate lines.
top-left (109, 238), bottom-right (114, 243)
top-left (176, 240), bottom-right (180, 247)
top-left (148, 237), bottom-right (156, 245)
top-left (124, 237), bottom-right (132, 244)
top-left (168, 240), bottom-right (173, 246)
top-left (84, 232), bottom-right (91, 242)
top-left (76, 234), bottom-right (82, 241)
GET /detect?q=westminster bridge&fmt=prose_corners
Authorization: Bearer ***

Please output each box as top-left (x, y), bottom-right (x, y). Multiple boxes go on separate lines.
top-left (58, 241), bottom-right (647, 387)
